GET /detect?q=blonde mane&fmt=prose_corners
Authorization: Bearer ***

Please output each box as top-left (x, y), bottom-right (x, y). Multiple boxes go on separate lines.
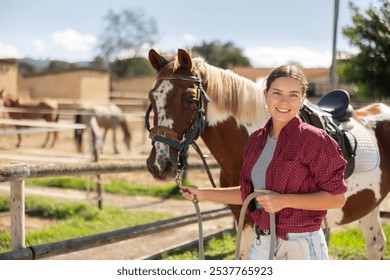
top-left (161, 56), bottom-right (267, 125)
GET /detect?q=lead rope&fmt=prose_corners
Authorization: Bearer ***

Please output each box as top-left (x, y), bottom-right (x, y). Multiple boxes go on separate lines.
top-left (235, 192), bottom-right (276, 260)
top-left (176, 168), bottom-right (204, 260)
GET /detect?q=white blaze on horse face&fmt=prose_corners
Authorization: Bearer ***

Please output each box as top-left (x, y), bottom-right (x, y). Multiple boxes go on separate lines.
top-left (152, 80), bottom-right (174, 170)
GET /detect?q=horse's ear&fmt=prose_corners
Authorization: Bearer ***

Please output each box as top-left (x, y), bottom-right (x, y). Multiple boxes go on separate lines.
top-left (177, 49), bottom-right (192, 71)
top-left (148, 49), bottom-right (168, 71)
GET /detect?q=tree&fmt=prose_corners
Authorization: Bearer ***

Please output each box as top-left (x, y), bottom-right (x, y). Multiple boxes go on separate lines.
top-left (339, 0), bottom-right (390, 99)
top-left (111, 57), bottom-right (154, 78)
top-left (191, 41), bottom-right (251, 68)
top-left (18, 61), bottom-right (37, 75)
top-left (46, 60), bottom-right (76, 72)
top-left (89, 56), bottom-right (108, 69)
top-left (98, 8), bottom-right (158, 62)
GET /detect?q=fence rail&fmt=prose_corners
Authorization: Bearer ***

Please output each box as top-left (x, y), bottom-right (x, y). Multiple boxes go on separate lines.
top-left (0, 160), bottom-right (219, 259)
top-left (0, 207), bottom-right (230, 260)
top-left (0, 161), bottom-right (147, 253)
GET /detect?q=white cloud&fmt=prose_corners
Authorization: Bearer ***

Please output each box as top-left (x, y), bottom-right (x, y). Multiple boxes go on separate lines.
top-left (32, 40), bottom-right (46, 52)
top-left (182, 33), bottom-right (196, 43)
top-left (0, 43), bottom-right (22, 58)
top-left (245, 46), bottom-right (332, 68)
top-left (52, 29), bottom-right (96, 52)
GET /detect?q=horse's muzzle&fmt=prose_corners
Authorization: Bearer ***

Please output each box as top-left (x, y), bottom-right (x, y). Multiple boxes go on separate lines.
top-left (146, 156), bottom-right (177, 181)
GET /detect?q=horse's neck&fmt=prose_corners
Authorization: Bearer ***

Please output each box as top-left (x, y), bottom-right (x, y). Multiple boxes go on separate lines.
top-left (199, 116), bottom-right (252, 186)
top-left (204, 64), bottom-right (268, 131)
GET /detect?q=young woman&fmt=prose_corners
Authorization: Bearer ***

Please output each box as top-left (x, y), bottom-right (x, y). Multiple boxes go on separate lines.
top-left (180, 64), bottom-right (347, 260)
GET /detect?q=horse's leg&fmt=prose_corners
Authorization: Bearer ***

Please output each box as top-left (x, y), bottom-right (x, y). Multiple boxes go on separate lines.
top-left (101, 128), bottom-right (108, 153)
top-left (112, 127), bottom-right (118, 154)
top-left (50, 131), bottom-right (59, 148)
top-left (49, 123), bottom-right (59, 148)
top-left (16, 126), bottom-right (22, 148)
top-left (42, 131), bottom-right (51, 148)
top-left (358, 205), bottom-right (386, 259)
top-left (76, 130), bottom-right (83, 153)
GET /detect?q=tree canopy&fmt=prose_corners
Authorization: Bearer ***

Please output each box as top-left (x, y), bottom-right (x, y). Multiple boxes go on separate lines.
top-left (97, 8), bottom-right (158, 62)
top-left (191, 41), bottom-right (251, 68)
top-left (339, 0), bottom-right (389, 99)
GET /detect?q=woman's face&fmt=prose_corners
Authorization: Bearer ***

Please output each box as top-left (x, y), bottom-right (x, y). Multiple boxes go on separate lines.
top-left (265, 77), bottom-right (305, 126)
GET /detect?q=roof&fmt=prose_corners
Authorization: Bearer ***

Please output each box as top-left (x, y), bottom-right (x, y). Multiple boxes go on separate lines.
top-left (0, 59), bottom-right (18, 65)
top-left (22, 67), bottom-right (109, 78)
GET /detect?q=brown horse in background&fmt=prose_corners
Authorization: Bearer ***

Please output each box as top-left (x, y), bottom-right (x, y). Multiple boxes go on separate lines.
top-left (0, 90), bottom-right (60, 148)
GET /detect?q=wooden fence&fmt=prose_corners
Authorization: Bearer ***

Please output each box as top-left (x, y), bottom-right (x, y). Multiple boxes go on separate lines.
top-left (0, 160), bottom-right (220, 260)
top-left (0, 161), bottom-right (145, 252)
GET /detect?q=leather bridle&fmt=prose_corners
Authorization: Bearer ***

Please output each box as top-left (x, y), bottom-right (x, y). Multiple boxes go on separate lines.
top-left (145, 70), bottom-right (211, 171)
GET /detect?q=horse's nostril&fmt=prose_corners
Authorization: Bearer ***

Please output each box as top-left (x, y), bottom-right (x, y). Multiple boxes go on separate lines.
top-left (163, 161), bottom-right (173, 173)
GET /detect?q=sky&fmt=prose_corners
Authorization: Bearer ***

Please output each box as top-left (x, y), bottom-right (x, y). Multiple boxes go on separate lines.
top-left (0, 0), bottom-right (382, 68)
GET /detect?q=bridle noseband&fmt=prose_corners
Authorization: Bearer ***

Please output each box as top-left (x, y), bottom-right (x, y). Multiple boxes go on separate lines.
top-left (145, 70), bottom-right (211, 171)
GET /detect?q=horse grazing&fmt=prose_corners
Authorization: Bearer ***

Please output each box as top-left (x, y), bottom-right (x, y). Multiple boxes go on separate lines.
top-left (74, 103), bottom-right (131, 154)
top-left (0, 89), bottom-right (60, 148)
top-left (145, 48), bottom-right (390, 259)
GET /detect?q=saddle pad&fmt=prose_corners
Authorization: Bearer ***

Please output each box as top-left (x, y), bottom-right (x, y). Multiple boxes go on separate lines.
top-left (341, 119), bottom-right (380, 173)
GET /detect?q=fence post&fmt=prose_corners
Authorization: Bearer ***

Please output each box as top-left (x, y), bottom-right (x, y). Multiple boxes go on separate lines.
top-left (10, 179), bottom-right (25, 250)
top-left (90, 116), bottom-right (103, 210)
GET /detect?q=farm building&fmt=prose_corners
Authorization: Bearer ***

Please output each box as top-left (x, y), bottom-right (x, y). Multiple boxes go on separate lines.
top-left (0, 59), bottom-right (18, 95)
top-left (18, 68), bottom-right (110, 109)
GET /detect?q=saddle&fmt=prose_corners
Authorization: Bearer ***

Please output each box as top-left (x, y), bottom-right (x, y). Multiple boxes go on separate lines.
top-left (299, 90), bottom-right (357, 179)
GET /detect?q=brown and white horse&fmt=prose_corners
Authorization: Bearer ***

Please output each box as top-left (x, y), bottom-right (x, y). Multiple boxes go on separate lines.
top-left (145, 48), bottom-right (390, 259)
top-left (0, 90), bottom-right (60, 148)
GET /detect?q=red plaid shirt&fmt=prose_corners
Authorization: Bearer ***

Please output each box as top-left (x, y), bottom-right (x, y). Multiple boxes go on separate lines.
top-left (240, 117), bottom-right (347, 240)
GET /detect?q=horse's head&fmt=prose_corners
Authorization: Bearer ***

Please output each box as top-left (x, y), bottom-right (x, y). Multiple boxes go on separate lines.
top-left (0, 91), bottom-right (18, 107)
top-left (145, 48), bottom-right (210, 181)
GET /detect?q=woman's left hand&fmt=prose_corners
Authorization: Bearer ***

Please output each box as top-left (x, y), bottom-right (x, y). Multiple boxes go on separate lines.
top-left (255, 190), bottom-right (285, 213)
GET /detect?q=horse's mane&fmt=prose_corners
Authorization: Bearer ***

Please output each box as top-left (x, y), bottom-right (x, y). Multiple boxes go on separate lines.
top-left (159, 56), bottom-right (267, 124)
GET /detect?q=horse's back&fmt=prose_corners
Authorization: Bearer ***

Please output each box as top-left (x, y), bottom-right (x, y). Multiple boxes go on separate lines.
top-left (92, 103), bottom-right (125, 127)
top-left (38, 98), bottom-right (59, 110)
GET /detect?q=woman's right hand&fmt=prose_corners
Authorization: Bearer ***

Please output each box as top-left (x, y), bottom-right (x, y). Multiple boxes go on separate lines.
top-left (179, 185), bottom-right (201, 202)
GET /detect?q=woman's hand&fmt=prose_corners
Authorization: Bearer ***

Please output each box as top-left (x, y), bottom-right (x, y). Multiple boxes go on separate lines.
top-left (179, 185), bottom-right (201, 202)
top-left (255, 190), bottom-right (285, 213)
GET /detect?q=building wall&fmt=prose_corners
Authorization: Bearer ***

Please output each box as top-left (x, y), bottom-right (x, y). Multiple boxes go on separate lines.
top-left (80, 71), bottom-right (110, 101)
top-left (18, 69), bottom-right (110, 109)
top-left (0, 59), bottom-right (18, 95)
top-left (19, 71), bottom-right (81, 99)
top-left (111, 76), bottom-right (155, 97)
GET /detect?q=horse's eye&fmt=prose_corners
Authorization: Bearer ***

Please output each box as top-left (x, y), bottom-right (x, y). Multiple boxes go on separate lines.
top-left (187, 95), bottom-right (195, 105)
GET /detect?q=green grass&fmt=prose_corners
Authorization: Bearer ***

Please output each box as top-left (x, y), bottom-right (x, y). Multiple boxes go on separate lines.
top-left (0, 195), bottom-right (173, 253)
top-left (26, 176), bottom-right (185, 199)
top-left (158, 232), bottom-right (236, 260)
top-left (328, 223), bottom-right (390, 260)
